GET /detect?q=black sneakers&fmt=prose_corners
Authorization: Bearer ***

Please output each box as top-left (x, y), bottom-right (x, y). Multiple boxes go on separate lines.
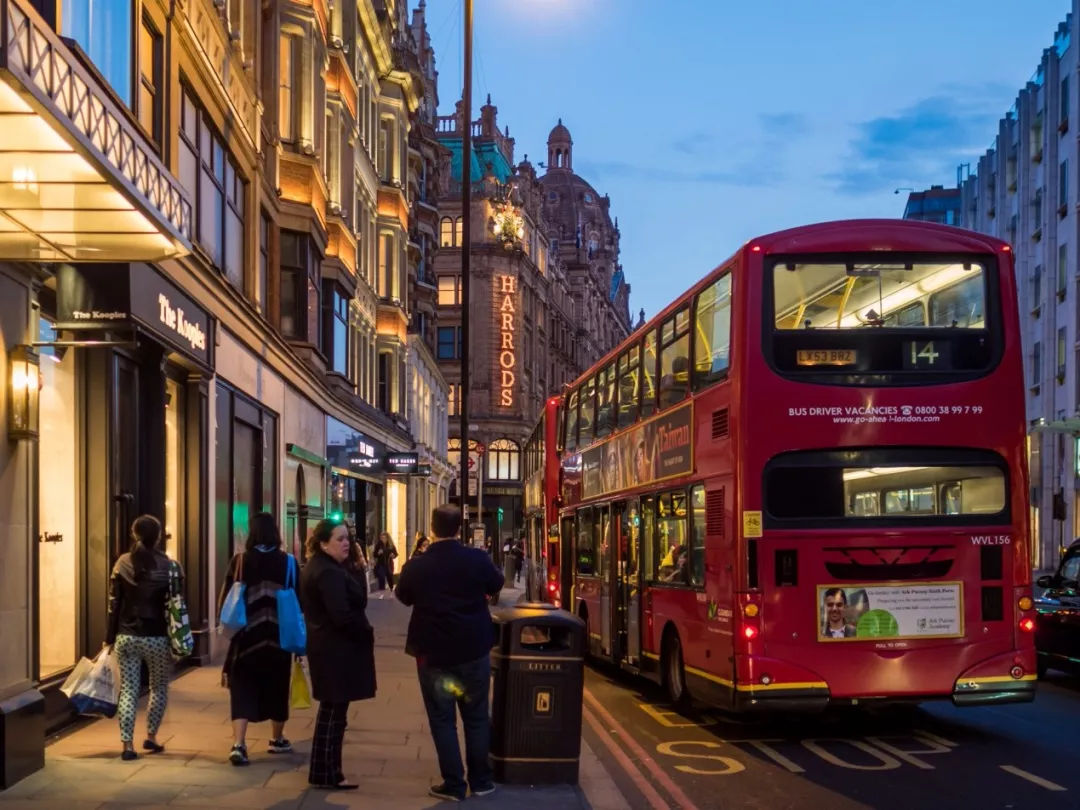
top-left (268, 737), bottom-right (293, 754)
top-left (228, 743), bottom-right (249, 766)
top-left (428, 782), bottom-right (466, 802)
top-left (472, 783), bottom-right (497, 797)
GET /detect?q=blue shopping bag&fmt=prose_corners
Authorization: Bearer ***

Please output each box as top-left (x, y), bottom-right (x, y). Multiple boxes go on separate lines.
top-left (220, 554), bottom-right (247, 635)
top-left (278, 554), bottom-right (307, 655)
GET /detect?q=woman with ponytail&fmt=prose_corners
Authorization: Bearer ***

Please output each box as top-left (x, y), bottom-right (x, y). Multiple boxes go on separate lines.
top-left (105, 514), bottom-right (179, 760)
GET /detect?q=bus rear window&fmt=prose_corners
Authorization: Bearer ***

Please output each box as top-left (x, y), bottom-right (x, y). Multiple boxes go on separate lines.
top-left (763, 448), bottom-right (1009, 526)
top-left (767, 256), bottom-right (1001, 384)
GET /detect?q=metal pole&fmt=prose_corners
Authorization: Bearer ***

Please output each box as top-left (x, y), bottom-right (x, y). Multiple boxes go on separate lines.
top-left (459, 0), bottom-right (473, 538)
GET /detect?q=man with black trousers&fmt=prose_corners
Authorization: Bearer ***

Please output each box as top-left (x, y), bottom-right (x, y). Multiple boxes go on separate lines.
top-left (395, 504), bottom-right (504, 802)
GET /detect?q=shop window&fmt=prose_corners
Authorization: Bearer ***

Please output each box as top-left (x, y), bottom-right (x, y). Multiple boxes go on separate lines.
top-left (62, 0), bottom-right (132, 106)
top-left (654, 489), bottom-right (689, 584)
top-left (214, 384), bottom-right (277, 602)
top-left (37, 317), bottom-right (78, 678)
top-left (137, 15), bottom-right (162, 146)
top-left (487, 438), bottom-right (521, 481)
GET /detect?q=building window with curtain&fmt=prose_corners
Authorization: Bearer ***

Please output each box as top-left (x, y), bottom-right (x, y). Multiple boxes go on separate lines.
top-left (179, 84), bottom-right (246, 287)
top-left (323, 284), bottom-right (351, 378)
top-left (137, 15), bottom-right (163, 146)
top-left (62, 0), bottom-right (133, 106)
top-left (454, 217), bottom-right (464, 246)
top-left (440, 217), bottom-right (454, 247)
top-left (280, 230), bottom-right (321, 345)
top-left (438, 275), bottom-right (461, 305)
top-left (487, 439), bottom-right (520, 481)
top-left (279, 34), bottom-right (298, 143)
top-left (378, 232), bottom-right (394, 299)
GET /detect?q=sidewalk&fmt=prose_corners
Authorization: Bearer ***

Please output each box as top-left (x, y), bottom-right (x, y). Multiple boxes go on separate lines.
top-left (0, 591), bottom-right (625, 810)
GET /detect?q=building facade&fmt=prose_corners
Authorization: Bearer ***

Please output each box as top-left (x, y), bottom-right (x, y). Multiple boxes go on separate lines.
top-left (0, 0), bottom-right (447, 784)
top-left (433, 106), bottom-right (632, 543)
top-left (960, 9), bottom-right (1076, 574)
top-left (902, 184), bottom-right (962, 224)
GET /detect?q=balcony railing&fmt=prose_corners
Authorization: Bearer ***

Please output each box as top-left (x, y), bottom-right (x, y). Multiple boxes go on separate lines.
top-left (0, 0), bottom-right (192, 246)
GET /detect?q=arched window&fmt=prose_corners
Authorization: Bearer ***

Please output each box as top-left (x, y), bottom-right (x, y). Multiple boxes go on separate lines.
top-left (454, 217), bottom-right (464, 246)
top-left (487, 438), bottom-right (520, 481)
top-left (440, 217), bottom-right (454, 247)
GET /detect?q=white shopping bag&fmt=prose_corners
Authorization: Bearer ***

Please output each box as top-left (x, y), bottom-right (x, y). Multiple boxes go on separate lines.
top-left (61, 648), bottom-right (120, 717)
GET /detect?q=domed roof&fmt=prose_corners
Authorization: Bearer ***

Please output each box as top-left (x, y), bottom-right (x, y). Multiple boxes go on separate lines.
top-left (548, 118), bottom-right (571, 144)
top-left (539, 170), bottom-right (615, 243)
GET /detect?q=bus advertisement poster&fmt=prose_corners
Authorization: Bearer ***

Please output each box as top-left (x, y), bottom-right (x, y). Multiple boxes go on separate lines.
top-left (581, 403), bottom-right (694, 499)
top-left (817, 582), bottom-right (964, 642)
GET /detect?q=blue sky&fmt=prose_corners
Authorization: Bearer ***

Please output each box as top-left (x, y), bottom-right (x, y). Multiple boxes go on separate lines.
top-left (428, 0), bottom-right (1069, 319)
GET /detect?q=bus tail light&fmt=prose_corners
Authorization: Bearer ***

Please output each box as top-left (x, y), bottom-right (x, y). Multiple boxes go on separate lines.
top-left (1018, 617), bottom-right (1035, 633)
top-left (742, 625), bottom-right (758, 641)
top-left (1010, 665), bottom-right (1025, 679)
top-left (1018, 596), bottom-right (1033, 611)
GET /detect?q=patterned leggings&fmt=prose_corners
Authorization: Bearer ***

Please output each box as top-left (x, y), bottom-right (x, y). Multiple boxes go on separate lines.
top-left (114, 634), bottom-right (171, 743)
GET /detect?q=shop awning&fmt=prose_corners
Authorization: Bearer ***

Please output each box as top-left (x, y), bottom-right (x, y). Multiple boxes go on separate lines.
top-left (1031, 417), bottom-right (1080, 434)
top-left (0, 0), bottom-right (191, 261)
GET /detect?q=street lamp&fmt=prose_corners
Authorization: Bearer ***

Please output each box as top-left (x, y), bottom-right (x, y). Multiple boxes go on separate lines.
top-left (459, 0), bottom-right (474, 537)
top-left (8, 344), bottom-right (40, 441)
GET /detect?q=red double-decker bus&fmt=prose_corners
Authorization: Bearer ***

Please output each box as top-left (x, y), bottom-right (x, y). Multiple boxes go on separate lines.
top-left (524, 396), bottom-right (562, 603)
top-left (555, 219), bottom-right (1035, 711)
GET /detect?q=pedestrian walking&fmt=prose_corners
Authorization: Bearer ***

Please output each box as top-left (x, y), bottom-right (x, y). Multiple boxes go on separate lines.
top-left (412, 534), bottom-right (430, 558)
top-left (105, 514), bottom-right (177, 761)
top-left (373, 531), bottom-right (399, 590)
top-left (395, 504), bottom-right (504, 802)
top-left (300, 518), bottom-right (376, 790)
top-left (218, 512), bottom-right (296, 766)
top-left (513, 542), bottom-right (524, 584)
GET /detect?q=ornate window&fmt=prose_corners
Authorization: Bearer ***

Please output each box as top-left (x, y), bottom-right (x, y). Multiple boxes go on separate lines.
top-left (487, 438), bottom-right (520, 481)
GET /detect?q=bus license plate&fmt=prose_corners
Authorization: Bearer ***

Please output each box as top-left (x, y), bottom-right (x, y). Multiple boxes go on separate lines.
top-left (797, 349), bottom-right (856, 366)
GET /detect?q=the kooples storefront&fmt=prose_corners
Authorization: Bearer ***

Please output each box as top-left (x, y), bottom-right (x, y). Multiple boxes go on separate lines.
top-left (38, 263), bottom-right (211, 717)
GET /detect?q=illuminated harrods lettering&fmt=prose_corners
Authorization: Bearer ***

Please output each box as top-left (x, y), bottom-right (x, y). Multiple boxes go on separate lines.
top-left (496, 274), bottom-right (518, 407)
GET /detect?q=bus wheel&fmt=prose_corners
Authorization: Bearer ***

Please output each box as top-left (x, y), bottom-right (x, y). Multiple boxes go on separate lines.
top-left (662, 630), bottom-right (689, 708)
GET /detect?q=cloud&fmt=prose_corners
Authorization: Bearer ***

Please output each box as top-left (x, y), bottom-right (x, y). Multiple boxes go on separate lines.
top-left (826, 87), bottom-right (1010, 195)
top-left (575, 158), bottom-right (783, 187)
top-left (758, 112), bottom-right (809, 136)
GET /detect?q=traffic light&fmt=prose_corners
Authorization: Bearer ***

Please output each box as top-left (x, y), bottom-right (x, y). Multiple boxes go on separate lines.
top-left (330, 511), bottom-right (343, 521)
top-left (497, 507), bottom-right (504, 521)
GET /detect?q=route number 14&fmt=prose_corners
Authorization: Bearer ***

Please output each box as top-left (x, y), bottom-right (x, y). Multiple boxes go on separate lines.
top-left (911, 342), bottom-right (939, 366)
top-left (904, 340), bottom-right (947, 370)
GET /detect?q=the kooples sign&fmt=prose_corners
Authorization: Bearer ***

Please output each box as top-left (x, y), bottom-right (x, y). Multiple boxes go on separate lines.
top-left (57, 263), bottom-right (212, 366)
top-left (494, 274), bottom-right (517, 408)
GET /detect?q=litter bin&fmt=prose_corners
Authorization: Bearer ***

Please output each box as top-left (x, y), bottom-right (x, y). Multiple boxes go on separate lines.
top-left (490, 602), bottom-right (586, 784)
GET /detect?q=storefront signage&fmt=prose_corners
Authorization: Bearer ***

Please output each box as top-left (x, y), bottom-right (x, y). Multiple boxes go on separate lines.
top-left (349, 455), bottom-right (381, 471)
top-left (816, 582), bottom-right (964, 641)
top-left (581, 402), bottom-right (694, 499)
top-left (56, 263), bottom-right (212, 367)
top-left (385, 452), bottom-right (420, 474)
top-left (494, 274), bottom-right (518, 409)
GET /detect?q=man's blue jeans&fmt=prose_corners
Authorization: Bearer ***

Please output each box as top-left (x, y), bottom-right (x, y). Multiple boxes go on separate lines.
top-left (417, 654), bottom-right (493, 796)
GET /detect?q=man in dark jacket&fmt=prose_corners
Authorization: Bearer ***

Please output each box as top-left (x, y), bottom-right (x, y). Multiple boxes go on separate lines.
top-left (395, 504), bottom-right (504, 802)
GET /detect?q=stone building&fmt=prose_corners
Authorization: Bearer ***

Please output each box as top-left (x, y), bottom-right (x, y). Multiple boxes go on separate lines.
top-left (433, 103), bottom-right (632, 542)
top-left (0, 0), bottom-right (448, 784)
top-left (960, 8), bottom-right (1077, 574)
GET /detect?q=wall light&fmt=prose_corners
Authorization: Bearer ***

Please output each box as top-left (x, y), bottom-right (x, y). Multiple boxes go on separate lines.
top-left (8, 344), bottom-right (40, 440)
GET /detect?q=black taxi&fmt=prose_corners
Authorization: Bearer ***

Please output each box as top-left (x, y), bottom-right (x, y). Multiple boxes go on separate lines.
top-left (1035, 540), bottom-right (1080, 677)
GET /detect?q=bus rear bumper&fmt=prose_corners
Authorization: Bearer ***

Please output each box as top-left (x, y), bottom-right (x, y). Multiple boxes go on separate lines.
top-left (733, 686), bottom-right (830, 713)
top-left (951, 650), bottom-right (1037, 706)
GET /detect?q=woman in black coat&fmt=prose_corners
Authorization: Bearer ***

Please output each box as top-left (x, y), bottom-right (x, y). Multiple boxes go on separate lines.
top-left (300, 519), bottom-right (376, 790)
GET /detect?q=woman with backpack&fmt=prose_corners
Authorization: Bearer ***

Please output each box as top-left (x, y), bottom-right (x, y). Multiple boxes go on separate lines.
top-left (105, 514), bottom-right (179, 761)
top-left (219, 512), bottom-right (297, 765)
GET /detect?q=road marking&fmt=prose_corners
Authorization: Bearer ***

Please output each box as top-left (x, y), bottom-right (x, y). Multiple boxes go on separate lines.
top-left (865, 735), bottom-right (953, 770)
top-left (912, 729), bottom-right (959, 748)
top-left (739, 739), bottom-right (805, 773)
top-left (656, 741), bottom-right (746, 775)
top-left (1000, 765), bottom-right (1067, 792)
top-left (584, 688), bottom-right (700, 810)
top-left (801, 738), bottom-right (901, 770)
top-left (583, 705), bottom-right (671, 810)
top-left (637, 702), bottom-right (707, 728)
